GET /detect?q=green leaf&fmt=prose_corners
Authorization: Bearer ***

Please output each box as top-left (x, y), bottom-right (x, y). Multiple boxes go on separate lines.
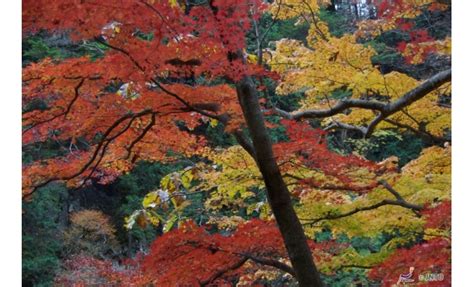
top-left (163, 213), bottom-right (179, 233)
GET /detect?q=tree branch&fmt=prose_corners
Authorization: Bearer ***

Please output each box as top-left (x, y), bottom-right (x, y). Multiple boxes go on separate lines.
top-left (23, 78), bottom-right (85, 134)
top-left (190, 242), bottom-right (296, 286)
top-left (244, 254), bottom-right (296, 277)
top-left (323, 121), bottom-right (367, 134)
top-left (301, 180), bottom-right (423, 226)
top-left (94, 37), bottom-right (227, 122)
top-left (199, 257), bottom-right (248, 286)
top-left (383, 118), bottom-right (446, 144)
top-left (125, 113), bottom-right (156, 159)
top-left (275, 69), bottom-right (451, 137)
top-left (24, 109), bottom-right (155, 199)
top-left (233, 130), bottom-right (256, 159)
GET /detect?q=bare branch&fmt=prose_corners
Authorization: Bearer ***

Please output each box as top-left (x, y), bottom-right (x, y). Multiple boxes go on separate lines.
top-left (274, 98), bottom-right (387, 120)
top-left (23, 78), bottom-right (85, 134)
top-left (125, 113), bottom-right (156, 159)
top-left (275, 69), bottom-right (452, 137)
top-left (323, 121), bottom-right (367, 134)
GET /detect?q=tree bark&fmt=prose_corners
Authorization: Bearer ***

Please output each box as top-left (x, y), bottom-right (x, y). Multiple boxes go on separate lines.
top-left (236, 76), bottom-right (324, 287)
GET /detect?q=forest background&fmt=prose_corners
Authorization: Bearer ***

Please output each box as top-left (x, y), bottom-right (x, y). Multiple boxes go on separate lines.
top-left (1, 0), bottom-right (473, 286)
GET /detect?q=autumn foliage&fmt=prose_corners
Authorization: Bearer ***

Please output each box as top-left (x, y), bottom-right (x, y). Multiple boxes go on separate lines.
top-left (22, 0), bottom-right (451, 286)
top-left (63, 210), bottom-right (119, 257)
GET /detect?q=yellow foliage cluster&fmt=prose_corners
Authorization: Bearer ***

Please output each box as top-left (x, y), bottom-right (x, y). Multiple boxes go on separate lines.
top-left (64, 210), bottom-right (119, 256)
top-left (197, 146), bottom-right (369, 217)
top-left (297, 146), bottom-right (451, 270)
top-left (267, 0), bottom-right (451, 137)
top-left (299, 146), bottom-right (450, 234)
top-left (401, 145), bottom-right (451, 178)
top-left (237, 267), bottom-right (290, 286)
top-left (385, 83), bottom-right (451, 137)
top-left (125, 167), bottom-right (198, 231)
top-left (195, 146), bottom-right (379, 219)
top-left (207, 215), bottom-right (246, 231)
top-left (271, 35), bottom-right (376, 102)
top-left (271, 35), bottom-right (416, 104)
top-left (269, 0), bottom-right (330, 20)
top-left (198, 146), bottom-right (264, 212)
top-left (319, 246), bottom-right (393, 273)
top-left (270, 33), bottom-right (450, 135)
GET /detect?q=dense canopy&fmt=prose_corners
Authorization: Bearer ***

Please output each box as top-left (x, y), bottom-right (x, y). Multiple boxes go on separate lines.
top-left (22, 0), bottom-right (451, 286)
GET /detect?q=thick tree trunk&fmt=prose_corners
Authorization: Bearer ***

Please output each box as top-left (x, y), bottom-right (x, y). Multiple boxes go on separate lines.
top-left (236, 76), bottom-right (324, 287)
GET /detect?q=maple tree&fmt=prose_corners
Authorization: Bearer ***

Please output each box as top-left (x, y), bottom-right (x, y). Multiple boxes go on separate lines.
top-left (22, 0), bottom-right (451, 286)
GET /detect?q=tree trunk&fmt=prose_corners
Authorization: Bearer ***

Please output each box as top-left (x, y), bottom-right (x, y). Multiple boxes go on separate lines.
top-left (236, 76), bottom-right (324, 287)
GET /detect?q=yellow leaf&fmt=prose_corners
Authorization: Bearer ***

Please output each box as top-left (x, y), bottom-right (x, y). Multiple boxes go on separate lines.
top-left (210, 118), bottom-right (219, 128)
top-left (142, 191), bottom-right (161, 208)
top-left (146, 210), bottom-right (162, 226)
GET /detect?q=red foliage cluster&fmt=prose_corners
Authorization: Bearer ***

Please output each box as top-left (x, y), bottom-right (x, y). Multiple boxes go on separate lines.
top-left (376, 0), bottom-right (449, 64)
top-left (21, 0), bottom-right (276, 198)
top-left (274, 120), bottom-right (381, 192)
top-left (369, 238), bottom-right (451, 286)
top-left (377, 0), bottom-right (446, 19)
top-left (23, 0), bottom-right (268, 81)
top-left (54, 254), bottom-right (115, 286)
top-left (55, 253), bottom-right (150, 286)
top-left (397, 28), bottom-right (438, 64)
top-left (422, 200), bottom-right (451, 230)
top-left (377, 0), bottom-right (406, 19)
top-left (97, 219), bottom-right (342, 286)
top-left (53, 221), bottom-right (363, 286)
top-left (54, 254), bottom-right (109, 286)
top-left (141, 219), bottom-right (288, 286)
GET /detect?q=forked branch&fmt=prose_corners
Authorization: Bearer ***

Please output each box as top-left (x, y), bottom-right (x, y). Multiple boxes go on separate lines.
top-left (275, 69), bottom-right (451, 137)
top-left (301, 180), bottom-right (423, 226)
